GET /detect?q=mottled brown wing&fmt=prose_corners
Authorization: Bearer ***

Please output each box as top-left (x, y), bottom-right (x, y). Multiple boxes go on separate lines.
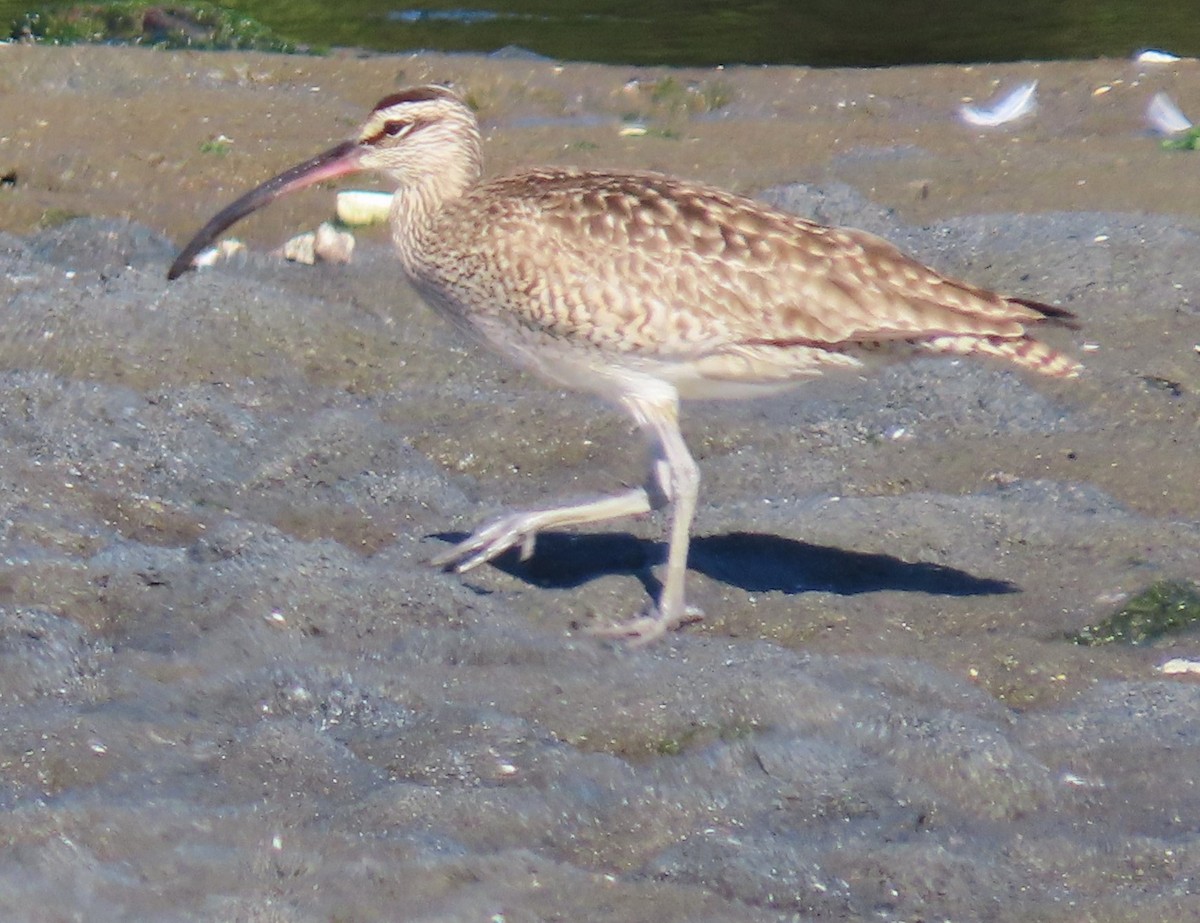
top-left (432, 169), bottom-right (1054, 356)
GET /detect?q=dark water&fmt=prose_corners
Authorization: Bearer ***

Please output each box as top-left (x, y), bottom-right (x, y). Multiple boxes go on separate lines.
top-left (6, 0), bottom-right (1200, 65)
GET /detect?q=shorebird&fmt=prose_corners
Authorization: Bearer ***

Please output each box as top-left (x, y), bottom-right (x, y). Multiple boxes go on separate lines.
top-left (168, 84), bottom-right (1081, 644)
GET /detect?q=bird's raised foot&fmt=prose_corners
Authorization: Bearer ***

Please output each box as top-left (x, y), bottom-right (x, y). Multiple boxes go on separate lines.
top-left (430, 512), bottom-right (541, 573)
top-left (587, 603), bottom-right (705, 648)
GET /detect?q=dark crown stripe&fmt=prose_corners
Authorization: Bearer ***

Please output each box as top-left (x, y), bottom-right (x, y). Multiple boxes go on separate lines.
top-left (372, 85), bottom-right (458, 113)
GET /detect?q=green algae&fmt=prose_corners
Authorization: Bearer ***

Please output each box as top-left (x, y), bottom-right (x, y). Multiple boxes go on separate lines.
top-left (1162, 127), bottom-right (1200, 151)
top-left (10, 2), bottom-right (305, 53)
top-left (1070, 580), bottom-right (1200, 646)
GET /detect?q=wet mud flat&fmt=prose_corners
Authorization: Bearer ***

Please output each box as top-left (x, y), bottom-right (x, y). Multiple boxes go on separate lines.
top-left (0, 45), bottom-right (1199, 921)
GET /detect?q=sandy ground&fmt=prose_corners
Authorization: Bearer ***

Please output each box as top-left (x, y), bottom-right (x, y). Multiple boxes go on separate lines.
top-left (0, 44), bottom-right (1198, 920)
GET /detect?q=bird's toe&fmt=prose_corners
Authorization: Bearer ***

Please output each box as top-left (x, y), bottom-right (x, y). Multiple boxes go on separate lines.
top-left (586, 602), bottom-right (704, 647)
top-left (429, 513), bottom-right (540, 572)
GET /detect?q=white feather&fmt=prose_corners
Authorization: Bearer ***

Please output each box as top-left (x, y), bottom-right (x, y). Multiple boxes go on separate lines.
top-left (958, 80), bottom-right (1038, 128)
top-left (1146, 91), bottom-right (1192, 135)
top-left (1135, 49), bottom-right (1182, 64)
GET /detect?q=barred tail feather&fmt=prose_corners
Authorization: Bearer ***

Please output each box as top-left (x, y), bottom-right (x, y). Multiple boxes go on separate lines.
top-left (918, 333), bottom-right (1083, 378)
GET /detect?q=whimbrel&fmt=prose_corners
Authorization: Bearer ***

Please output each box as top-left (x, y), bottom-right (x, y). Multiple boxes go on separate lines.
top-left (168, 84), bottom-right (1081, 643)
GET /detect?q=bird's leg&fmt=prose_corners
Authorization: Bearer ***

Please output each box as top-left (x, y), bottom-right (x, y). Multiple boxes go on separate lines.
top-left (430, 487), bottom-right (654, 573)
top-left (588, 391), bottom-right (704, 645)
top-left (432, 386), bottom-right (702, 644)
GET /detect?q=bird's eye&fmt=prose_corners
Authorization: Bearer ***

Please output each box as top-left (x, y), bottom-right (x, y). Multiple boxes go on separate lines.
top-left (384, 120), bottom-right (409, 137)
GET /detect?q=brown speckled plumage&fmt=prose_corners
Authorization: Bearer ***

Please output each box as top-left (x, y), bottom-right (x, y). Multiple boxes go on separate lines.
top-left (410, 167), bottom-right (1079, 380)
top-left (169, 84), bottom-right (1081, 644)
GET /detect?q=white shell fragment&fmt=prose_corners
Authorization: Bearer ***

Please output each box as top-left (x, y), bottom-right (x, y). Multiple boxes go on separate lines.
top-left (1135, 49), bottom-right (1182, 64)
top-left (958, 80), bottom-right (1038, 128)
top-left (335, 190), bottom-right (393, 226)
top-left (190, 238), bottom-right (246, 269)
top-left (282, 230), bottom-right (316, 265)
top-left (314, 221), bottom-right (355, 263)
top-left (1160, 658), bottom-right (1200, 676)
top-left (1146, 91), bottom-right (1193, 135)
top-left (282, 223), bottom-right (356, 266)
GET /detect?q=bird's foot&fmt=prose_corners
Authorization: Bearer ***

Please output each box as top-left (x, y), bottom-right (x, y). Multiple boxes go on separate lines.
top-left (587, 602), bottom-right (704, 647)
top-left (430, 512), bottom-right (540, 573)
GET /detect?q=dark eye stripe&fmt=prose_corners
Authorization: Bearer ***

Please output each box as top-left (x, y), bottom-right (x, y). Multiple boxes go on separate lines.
top-left (363, 117), bottom-right (429, 146)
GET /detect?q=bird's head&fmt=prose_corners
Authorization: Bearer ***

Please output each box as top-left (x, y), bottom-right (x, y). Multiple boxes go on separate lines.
top-left (353, 85), bottom-right (482, 184)
top-left (167, 85), bottom-right (482, 280)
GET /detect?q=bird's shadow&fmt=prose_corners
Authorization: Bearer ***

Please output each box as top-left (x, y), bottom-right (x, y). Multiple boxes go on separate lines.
top-left (430, 530), bottom-right (1017, 599)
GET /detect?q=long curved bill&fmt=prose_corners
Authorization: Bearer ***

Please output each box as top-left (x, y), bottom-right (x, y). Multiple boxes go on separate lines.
top-left (167, 139), bottom-right (363, 280)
